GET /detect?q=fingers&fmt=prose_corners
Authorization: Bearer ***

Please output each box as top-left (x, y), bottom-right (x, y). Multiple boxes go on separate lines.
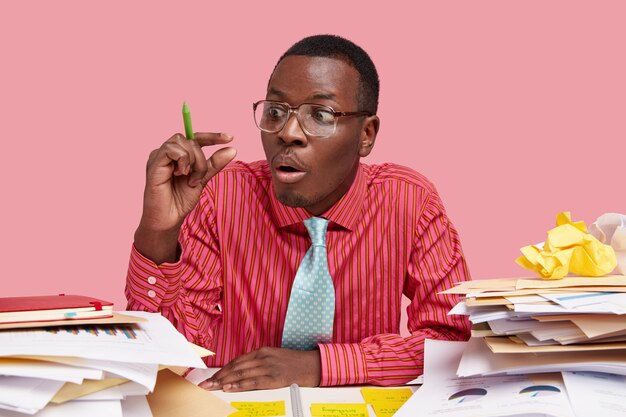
top-left (201, 351), bottom-right (264, 390)
top-left (147, 133), bottom-right (236, 188)
top-left (202, 368), bottom-right (283, 392)
top-left (149, 134), bottom-right (196, 174)
top-left (222, 376), bottom-right (283, 392)
top-left (187, 144), bottom-right (209, 186)
top-left (188, 133), bottom-right (236, 186)
top-left (193, 132), bottom-right (234, 147)
top-left (202, 364), bottom-right (275, 392)
top-left (198, 348), bottom-right (321, 393)
top-left (202, 147), bottom-right (237, 185)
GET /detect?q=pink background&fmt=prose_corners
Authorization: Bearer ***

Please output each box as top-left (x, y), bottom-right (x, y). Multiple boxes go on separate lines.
top-left (1, 2), bottom-right (624, 314)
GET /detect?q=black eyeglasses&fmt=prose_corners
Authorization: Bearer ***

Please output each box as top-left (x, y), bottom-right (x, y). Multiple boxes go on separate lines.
top-left (253, 100), bottom-right (372, 138)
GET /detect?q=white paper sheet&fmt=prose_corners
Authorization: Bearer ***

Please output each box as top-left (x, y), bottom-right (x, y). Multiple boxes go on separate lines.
top-left (541, 292), bottom-right (620, 309)
top-left (99, 364), bottom-right (156, 392)
top-left (515, 303), bottom-right (626, 314)
top-left (456, 303), bottom-right (551, 325)
top-left (0, 400), bottom-right (123, 417)
top-left (487, 318), bottom-right (575, 336)
top-left (513, 302), bottom-right (626, 314)
top-left (422, 339), bottom-right (467, 382)
top-left (20, 356), bottom-right (158, 391)
top-left (185, 367), bottom-right (219, 385)
top-left (397, 374), bottom-right (573, 417)
top-left (121, 396), bottom-right (152, 417)
top-left (562, 371), bottom-right (626, 417)
top-left (530, 326), bottom-right (584, 342)
top-left (0, 312), bottom-right (205, 369)
top-left (516, 333), bottom-right (561, 346)
top-left (608, 296), bottom-right (626, 309)
top-left (396, 340), bottom-right (574, 417)
top-left (116, 381), bottom-right (151, 397)
top-left (457, 337), bottom-right (626, 377)
top-left (60, 358), bottom-right (158, 391)
top-left (0, 376), bottom-right (64, 415)
top-left (0, 359), bottom-right (102, 383)
top-left (470, 310), bottom-right (521, 324)
top-left (448, 301), bottom-right (470, 315)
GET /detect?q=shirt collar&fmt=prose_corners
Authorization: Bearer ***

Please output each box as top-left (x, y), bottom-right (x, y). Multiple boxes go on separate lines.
top-left (269, 164), bottom-right (367, 231)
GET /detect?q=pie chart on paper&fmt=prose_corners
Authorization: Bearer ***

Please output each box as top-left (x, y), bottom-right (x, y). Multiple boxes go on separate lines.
top-left (519, 385), bottom-right (561, 397)
top-left (448, 388), bottom-right (488, 403)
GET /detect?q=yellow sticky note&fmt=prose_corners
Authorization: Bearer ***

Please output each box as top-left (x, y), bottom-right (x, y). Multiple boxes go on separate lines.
top-left (360, 388), bottom-right (413, 417)
top-left (310, 403), bottom-right (368, 417)
top-left (229, 401), bottom-right (285, 417)
top-left (361, 387), bottom-right (412, 403)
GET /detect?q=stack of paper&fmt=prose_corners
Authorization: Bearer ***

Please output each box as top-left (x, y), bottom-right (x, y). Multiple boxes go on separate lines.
top-left (397, 339), bottom-right (626, 417)
top-left (395, 340), bottom-right (576, 417)
top-left (445, 275), bottom-right (626, 377)
top-left (0, 310), bottom-right (227, 417)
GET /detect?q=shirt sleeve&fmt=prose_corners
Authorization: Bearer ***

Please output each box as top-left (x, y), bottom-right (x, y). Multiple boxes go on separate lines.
top-left (124, 187), bottom-right (224, 348)
top-left (317, 190), bottom-right (471, 386)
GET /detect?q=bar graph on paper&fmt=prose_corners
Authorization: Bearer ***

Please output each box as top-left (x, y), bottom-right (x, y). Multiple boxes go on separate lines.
top-left (0, 323), bottom-right (162, 363)
top-left (46, 325), bottom-right (138, 339)
top-left (0, 312), bottom-right (205, 368)
top-left (4, 324), bottom-right (149, 345)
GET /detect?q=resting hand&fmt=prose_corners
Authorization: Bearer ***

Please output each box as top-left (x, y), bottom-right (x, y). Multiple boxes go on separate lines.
top-left (199, 347), bottom-right (321, 392)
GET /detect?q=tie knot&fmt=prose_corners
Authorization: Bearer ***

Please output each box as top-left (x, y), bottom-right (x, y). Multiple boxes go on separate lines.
top-left (303, 217), bottom-right (329, 246)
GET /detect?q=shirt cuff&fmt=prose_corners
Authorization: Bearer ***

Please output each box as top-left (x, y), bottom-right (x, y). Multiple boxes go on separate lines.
top-left (318, 343), bottom-right (368, 386)
top-left (126, 244), bottom-right (184, 310)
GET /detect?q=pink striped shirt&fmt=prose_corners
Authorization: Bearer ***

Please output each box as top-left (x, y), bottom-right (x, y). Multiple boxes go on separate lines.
top-left (125, 161), bottom-right (470, 386)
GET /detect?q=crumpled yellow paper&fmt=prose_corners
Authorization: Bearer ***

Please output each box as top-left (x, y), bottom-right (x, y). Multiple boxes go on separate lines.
top-left (516, 212), bottom-right (618, 280)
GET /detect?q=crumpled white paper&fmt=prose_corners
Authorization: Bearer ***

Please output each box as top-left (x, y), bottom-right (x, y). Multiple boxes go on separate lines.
top-left (588, 213), bottom-right (626, 275)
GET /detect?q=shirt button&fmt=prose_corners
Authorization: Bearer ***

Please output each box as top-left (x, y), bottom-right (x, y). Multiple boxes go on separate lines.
top-left (147, 276), bottom-right (157, 285)
top-left (147, 290), bottom-right (156, 298)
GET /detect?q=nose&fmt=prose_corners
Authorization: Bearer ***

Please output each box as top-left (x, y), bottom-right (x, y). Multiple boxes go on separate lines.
top-left (278, 112), bottom-right (308, 146)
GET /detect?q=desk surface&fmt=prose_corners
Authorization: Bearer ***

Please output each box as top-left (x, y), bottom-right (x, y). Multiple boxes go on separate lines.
top-left (188, 368), bottom-right (419, 417)
top-left (212, 386), bottom-right (419, 417)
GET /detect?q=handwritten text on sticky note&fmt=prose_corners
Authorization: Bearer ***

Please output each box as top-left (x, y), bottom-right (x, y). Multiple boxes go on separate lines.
top-left (229, 401), bottom-right (286, 417)
top-left (310, 403), bottom-right (368, 417)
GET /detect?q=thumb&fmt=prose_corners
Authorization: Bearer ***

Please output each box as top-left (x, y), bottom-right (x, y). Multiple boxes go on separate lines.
top-left (201, 147), bottom-right (237, 185)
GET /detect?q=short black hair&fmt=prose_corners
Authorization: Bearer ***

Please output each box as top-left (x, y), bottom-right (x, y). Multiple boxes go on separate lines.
top-left (274, 34), bottom-right (380, 114)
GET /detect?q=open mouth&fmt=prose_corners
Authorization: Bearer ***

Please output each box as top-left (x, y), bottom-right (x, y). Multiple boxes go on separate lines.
top-left (273, 163), bottom-right (307, 184)
top-left (272, 154), bottom-right (307, 184)
top-left (277, 165), bottom-right (301, 173)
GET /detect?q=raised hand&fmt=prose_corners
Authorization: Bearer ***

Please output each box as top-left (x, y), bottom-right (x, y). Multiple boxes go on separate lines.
top-left (134, 132), bottom-right (236, 264)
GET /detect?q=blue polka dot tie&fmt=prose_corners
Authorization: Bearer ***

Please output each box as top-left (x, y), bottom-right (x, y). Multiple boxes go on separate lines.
top-left (281, 217), bottom-right (335, 350)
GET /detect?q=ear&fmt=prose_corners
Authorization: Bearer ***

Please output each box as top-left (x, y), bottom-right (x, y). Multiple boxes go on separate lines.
top-left (358, 115), bottom-right (380, 157)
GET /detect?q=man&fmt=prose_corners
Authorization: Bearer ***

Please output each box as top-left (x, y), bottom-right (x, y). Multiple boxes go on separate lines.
top-left (126, 34), bottom-right (470, 392)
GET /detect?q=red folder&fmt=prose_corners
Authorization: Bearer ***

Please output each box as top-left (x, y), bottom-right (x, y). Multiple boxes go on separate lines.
top-left (0, 294), bottom-right (114, 324)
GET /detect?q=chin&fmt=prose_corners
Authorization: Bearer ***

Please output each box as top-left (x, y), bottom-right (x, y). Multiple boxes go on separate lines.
top-left (276, 191), bottom-right (313, 208)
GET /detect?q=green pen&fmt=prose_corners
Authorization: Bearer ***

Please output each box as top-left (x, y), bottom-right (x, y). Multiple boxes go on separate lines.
top-left (182, 102), bottom-right (194, 140)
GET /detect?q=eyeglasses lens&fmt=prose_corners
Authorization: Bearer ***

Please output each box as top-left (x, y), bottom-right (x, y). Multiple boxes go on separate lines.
top-left (254, 101), bottom-right (336, 137)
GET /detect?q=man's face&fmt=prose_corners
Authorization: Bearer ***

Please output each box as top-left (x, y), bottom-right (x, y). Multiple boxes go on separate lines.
top-left (262, 55), bottom-right (376, 215)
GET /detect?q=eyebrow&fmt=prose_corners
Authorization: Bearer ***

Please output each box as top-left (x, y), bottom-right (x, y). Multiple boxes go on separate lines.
top-left (310, 92), bottom-right (337, 101)
top-left (267, 88), bottom-right (338, 102)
